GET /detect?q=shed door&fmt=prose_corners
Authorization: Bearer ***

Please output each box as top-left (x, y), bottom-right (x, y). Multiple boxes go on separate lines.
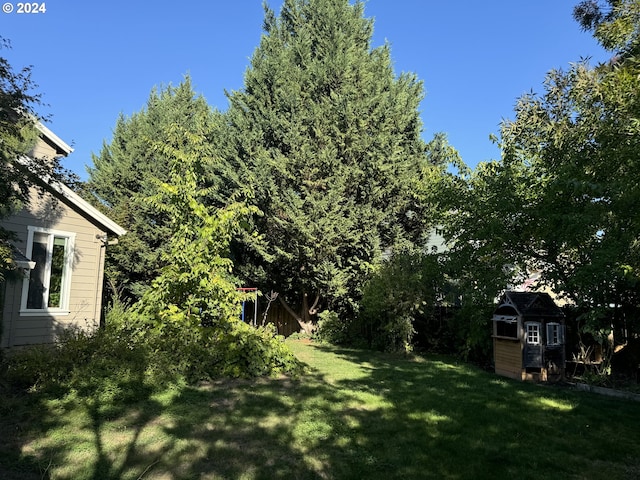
top-left (523, 321), bottom-right (543, 367)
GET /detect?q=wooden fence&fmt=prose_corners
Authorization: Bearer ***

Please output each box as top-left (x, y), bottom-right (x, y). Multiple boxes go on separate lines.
top-left (254, 301), bottom-right (302, 337)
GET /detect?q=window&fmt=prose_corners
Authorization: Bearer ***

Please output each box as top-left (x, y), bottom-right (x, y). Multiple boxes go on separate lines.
top-left (20, 227), bottom-right (74, 315)
top-left (525, 322), bottom-right (541, 345)
top-left (546, 322), bottom-right (564, 346)
top-left (494, 317), bottom-right (518, 338)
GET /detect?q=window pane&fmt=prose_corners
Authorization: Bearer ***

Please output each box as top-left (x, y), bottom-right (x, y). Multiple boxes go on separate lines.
top-left (526, 323), bottom-right (540, 345)
top-left (48, 237), bottom-right (66, 308)
top-left (26, 232), bottom-right (48, 309)
top-left (496, 320), bottom-right (518, 338)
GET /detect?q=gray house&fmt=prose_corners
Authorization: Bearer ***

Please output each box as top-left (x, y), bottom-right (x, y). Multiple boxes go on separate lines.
top-left (1, 124), bottom-right (125, 348)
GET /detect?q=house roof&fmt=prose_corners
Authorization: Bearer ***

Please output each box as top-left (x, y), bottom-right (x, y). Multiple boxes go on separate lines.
top-left (35, 121), bottom-right (74, 156)
top-left (497, 291), bottom-right (564, 318)
top-left (49, 181), bottom-right (127, 236)
top-left (34, 122), bottom-right (126, 237)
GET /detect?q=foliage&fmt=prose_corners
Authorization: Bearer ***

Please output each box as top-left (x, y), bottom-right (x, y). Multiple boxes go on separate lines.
top-left (86, 77), bottom-right (219, 301)
top-left (314, 309), bottom-right (349, 345)
top-left (0, 325), bottom-right (153, 396)
top-left (132, 120), bottom-right (252, 328)
top-left (130, 121), bottom-right (301, 380)
top-left (441, 0), bottom-right (640, 367)
top-left (217, 0), bottom-right (448, 326)
top-left (357, 249), bottom-right (451, 352)
top-left (574, 0), bottom-right (640, 54)
top-left (1, 313), bottom-right (302, 400)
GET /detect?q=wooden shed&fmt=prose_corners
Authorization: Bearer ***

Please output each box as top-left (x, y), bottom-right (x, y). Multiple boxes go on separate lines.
top-left (492, 291), bottom-right (565, 382)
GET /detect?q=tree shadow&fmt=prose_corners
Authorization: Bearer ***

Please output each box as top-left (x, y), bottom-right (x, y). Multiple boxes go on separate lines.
top-left (2, 341), bottom-right (640, 479)
top-left (286, 342), bottom-right (640, 479)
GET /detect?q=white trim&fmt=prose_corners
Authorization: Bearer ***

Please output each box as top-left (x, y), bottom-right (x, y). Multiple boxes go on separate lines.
top-left (35, 122), bottom-right (73, 155)
top-left (525, 321), bottom-right (541, 346)
top-left (15, 259), bottom-right (36, 270)
top-left (48, 181), bottom-right (127, 236)
top-left (20, 310), bottom-right (70, 317)
top-left (20, 226), bottom-right (75, 316)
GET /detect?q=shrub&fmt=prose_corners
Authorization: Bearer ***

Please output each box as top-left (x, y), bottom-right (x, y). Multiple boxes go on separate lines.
top-left (357, 251), bottom-right (446, 352)
top-left (314, 310), bottom-right (349, 345)
top-left (218, 322), bottom-right (302, 378)
top-left (0, 312), bottom-right (303, 399)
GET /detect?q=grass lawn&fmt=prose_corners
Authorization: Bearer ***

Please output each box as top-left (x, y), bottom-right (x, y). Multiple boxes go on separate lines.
top-left (1, 339), bottom-right (640, 479)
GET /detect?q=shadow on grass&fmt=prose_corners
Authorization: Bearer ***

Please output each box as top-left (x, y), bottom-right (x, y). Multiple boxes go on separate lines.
top-left (2, 341), bottom-right (640, 479)
top-left (0, 391), bottom-right (52, 480)
top-left (292, 342), bottom-right (640, 479)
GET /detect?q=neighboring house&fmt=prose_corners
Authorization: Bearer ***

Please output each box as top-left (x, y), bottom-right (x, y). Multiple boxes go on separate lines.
top-left (0, 123), bottom-right (125, 348)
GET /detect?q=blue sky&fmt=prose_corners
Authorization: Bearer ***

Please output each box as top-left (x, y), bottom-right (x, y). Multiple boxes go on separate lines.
top-left (1, 1), bottom-right (608, 180)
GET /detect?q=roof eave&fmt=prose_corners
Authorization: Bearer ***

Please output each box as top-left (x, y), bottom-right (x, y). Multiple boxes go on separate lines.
top-left (50, 181), bottom-right (127, 236)
top-left (35, 122), bottom-right (74, 156)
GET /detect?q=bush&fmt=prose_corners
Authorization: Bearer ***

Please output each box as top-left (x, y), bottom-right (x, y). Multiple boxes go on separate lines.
top-left (0, 325), bottom-right (154, 398)
top-left (218, 322), bottom-right (302, 378)
top-left (0, 305), bottom-right (303, 401)
top-left (448, 304), bottom-right (493, 365)
top-left (314, 310), bottom-right (349, 345)
top-left (357, 251), bottom-right (446, 352)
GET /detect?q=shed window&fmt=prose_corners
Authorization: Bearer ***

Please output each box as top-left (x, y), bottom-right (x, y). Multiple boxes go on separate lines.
top-left (546, 322), bottom-right (564, 346)
top-left (20, 227), bottom-right (74, 315)
top-left (525, 322), bottom-right (541, 345)
top-left (495, 318), bottom-right (518, 338)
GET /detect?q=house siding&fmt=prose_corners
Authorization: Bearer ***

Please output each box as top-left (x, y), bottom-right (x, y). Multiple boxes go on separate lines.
top-left (1, 188), bottom-right (108, 348)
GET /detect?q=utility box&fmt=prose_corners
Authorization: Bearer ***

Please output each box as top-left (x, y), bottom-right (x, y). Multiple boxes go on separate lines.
top-left (492, 291), bottom-right (565, 382)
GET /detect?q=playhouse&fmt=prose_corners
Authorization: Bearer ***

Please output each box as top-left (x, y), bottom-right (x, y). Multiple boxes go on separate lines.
top-left (492, 291), bottom-right (566, 382)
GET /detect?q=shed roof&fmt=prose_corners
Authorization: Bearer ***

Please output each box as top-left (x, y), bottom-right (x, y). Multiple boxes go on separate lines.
top-left (497, 291), bottom-right (564, 318)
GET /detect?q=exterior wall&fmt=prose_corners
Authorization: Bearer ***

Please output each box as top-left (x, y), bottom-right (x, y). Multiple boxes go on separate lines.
top-left (30, 135), bottom-right (60, 163)
top-left (493, 337), bottom-right (523, 380)
top-left (1, 188), bottom-right (108, 348)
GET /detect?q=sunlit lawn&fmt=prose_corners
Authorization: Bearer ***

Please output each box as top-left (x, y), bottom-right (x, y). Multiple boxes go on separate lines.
top-left (2, 339), bottom-right (640, 479)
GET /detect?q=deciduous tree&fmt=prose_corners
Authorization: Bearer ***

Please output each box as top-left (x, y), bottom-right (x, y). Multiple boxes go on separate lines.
top-left (87, 77), bottom-right (218, 301)
top-left (445, 0), bottom-right (640, 363)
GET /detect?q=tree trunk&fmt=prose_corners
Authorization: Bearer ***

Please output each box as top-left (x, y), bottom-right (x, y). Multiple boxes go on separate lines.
top-left (278, 295), bottom-right (314, 335)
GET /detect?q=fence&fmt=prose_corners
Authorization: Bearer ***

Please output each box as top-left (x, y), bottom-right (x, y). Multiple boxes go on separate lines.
top-left (255, 301), bottom-right (302, 337)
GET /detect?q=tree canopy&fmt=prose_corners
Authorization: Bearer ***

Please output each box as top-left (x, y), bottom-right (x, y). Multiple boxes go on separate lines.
top-left (217, 0), bottom-right (447, 328)
top-left (86, 77), bottom-right (218, 301)
top-left (443, 0), bottom-right (640, 359)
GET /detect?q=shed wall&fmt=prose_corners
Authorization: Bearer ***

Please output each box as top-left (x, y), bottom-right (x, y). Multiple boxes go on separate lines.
top-left (494, 337), bottom-right (522, 380)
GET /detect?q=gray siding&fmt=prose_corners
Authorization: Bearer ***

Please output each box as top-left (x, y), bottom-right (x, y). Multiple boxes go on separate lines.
top-left (1, 188), bottom-right (108, 347)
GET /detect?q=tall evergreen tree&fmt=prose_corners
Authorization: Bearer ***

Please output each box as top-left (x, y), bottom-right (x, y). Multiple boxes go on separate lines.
top-left (87, 77), bottom-right (217, 301)
top-left (218, 0), bottom-right (445, 328)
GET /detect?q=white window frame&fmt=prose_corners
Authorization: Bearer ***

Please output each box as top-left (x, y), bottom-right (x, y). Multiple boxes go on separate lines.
top-left (20, 226), bottom-right (75, 316)
top-left (525, 321), bottom-right (541, 346)
top-left (546, 322), bottom-right (564, 346)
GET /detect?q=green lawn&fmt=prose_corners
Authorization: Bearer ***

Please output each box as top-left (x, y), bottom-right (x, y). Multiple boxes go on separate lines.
top-left (2, 339), bottom-right (640, 479)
